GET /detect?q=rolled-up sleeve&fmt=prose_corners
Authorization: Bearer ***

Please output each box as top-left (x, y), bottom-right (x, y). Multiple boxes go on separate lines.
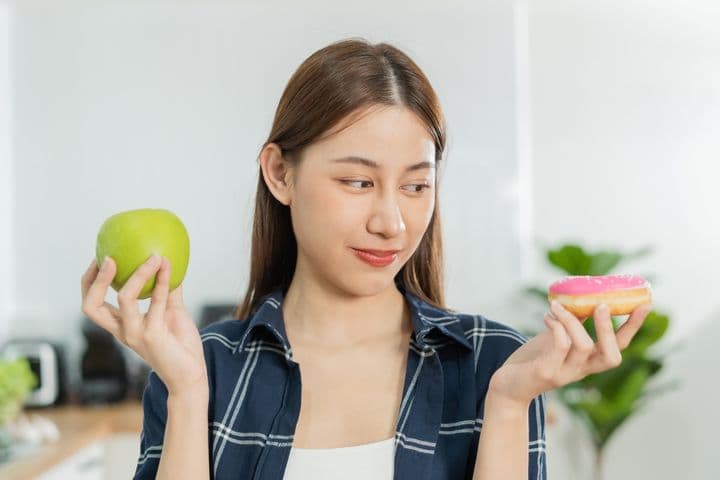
top-left (527, 391), bottom-right (548, 479)
top-left (472, 315), bottom-right (548, 479)
top-left (133, 370), bottom-right (168, 479)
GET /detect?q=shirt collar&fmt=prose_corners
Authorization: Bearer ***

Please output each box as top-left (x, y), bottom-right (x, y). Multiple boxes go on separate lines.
top-left (233, 282), bottom-right (473, 358)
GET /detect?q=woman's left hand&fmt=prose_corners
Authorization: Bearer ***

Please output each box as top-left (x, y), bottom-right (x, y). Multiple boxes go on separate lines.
top-left (487, 300), bottom-right (653, 408)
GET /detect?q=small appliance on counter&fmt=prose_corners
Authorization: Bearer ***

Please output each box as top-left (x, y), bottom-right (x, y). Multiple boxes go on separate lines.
top-left (78, 317), bottom-right (129, 404)
top-left (199, 302), bottom-right (238, 328)
top-left (0, 338), bottom-right (69, 407)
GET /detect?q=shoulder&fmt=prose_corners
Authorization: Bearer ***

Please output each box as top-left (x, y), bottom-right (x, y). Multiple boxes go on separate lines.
top-left (197, 318), bottom-right (252, 372)
top-left (198, 317), bottom-right (252, 355)
top-left (199, 317), bottom-right (250, 349)
top-left (454, 312), bottom-right (530, 373)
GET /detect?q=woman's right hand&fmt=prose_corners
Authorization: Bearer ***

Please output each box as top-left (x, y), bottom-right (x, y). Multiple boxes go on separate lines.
top-left (81, 254), bottom-right (208, 398)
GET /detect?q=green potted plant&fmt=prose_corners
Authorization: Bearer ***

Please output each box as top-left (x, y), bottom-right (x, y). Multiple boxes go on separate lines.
top-left (0, 357), bottom-right (37, 463)
top-left (522, 244), bottom-right (682, 480)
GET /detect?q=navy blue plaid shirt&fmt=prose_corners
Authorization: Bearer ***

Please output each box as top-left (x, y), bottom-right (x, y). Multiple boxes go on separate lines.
top-left (134, 282), bottom-right (547, 479)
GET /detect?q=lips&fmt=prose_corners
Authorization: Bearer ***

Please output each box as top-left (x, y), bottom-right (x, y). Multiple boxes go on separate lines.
top-left (354, 248), bottom-right (400, 256)
top-left (351, 248), bottom-right (400, 267)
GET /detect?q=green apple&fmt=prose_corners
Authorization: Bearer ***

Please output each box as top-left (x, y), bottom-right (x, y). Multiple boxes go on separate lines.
top-left (95, 208), bottom-right (190, 299)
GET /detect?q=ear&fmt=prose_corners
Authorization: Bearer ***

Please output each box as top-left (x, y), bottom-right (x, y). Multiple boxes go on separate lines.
top-left (259, 143), bottom-right (294, 206)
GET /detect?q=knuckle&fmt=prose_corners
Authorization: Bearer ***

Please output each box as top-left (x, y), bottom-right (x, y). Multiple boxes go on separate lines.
top-left (539, 367), bottom-right (556, 384)
top-left (600, 319), bottom-right (615, 331)
top-left (607, 352), bottom-right (623, 367)
top-left (125, 333), bottom-right (141, 350)
top-left (142, 257), bottom-right (159, 271)
top-left (143, 327), bottom-right (160, 344)
top-left (117, 290), bottom-right (134, 304)
top-left (155, 283), bottom-right (169, 297)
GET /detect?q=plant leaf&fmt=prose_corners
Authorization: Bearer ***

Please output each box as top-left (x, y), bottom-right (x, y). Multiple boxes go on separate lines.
top-left (588, 251), bottom-right (623, 275)
top-left (623, 311), bottom-right (669, 355)
top-left (547, 245), bottom-right (592, 274)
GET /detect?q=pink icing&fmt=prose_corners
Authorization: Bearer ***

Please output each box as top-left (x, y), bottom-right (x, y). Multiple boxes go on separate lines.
top-left (548, 274), bottom-right (649, 295)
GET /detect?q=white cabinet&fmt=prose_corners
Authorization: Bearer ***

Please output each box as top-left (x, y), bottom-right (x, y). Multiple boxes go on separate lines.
top-left (38, 433), bottom-right (140, 480)
top-left (38, 442), bottom-right (103, 480)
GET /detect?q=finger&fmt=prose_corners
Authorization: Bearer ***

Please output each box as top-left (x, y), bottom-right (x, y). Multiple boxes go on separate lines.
top-left (80, 258), bottom-right (99, 301)
top-left (168, 283), bottom-right (184, 309)
top-left (550, 300), bottom-right (596, 365)
top-left (146, 257), bottom-right (171, 334)
top-left (616, 303), bottom-right (653, 350)
top-left (589, 304), bottom-right (623, 372)
top-left (542, 312), bottom-right (572, 379)
top-left (102, 301), bottom-right (122, 319)
top-left (82, 257), bottom-right (121, 334)
top-left (91, 303), bottom-right (123, 337)
top-left (117, 254), bottom-right (161, 318)
top-left (118, 254), bottom-right (162, 341)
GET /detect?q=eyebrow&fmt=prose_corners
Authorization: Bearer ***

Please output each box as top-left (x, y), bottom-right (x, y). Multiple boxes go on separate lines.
top-left (331, 156), bottom-right (436, 172)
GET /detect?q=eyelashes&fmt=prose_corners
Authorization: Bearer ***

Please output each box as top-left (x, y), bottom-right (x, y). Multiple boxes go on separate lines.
top-left (339, 180), bottom-right (432, 194)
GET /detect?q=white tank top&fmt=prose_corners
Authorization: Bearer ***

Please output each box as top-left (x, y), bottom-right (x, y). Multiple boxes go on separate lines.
top-left (283, 437), bottom-right (396, 479)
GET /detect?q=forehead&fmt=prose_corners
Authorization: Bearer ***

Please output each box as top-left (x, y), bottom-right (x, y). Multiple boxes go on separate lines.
top-left (303, 105), bottom-right (436, 169)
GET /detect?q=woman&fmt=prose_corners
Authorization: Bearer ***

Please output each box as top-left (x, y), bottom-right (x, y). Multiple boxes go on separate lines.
top-left (81, 38), bottom-right (651, 479)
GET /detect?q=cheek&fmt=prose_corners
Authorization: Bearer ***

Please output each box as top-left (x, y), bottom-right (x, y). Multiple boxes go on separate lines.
top-left (405, 201), bottom-right (435, 248)
top-left (291, 180), bottom-right (434, 255)
top-left (290, 182), bottom-right (358, 251)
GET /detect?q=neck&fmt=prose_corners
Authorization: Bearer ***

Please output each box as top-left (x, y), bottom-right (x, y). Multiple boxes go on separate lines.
top-left (282, 274), bottom-right (412, 349)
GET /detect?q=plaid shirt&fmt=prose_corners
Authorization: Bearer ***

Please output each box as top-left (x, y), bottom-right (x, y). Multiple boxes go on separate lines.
top-left (134, 282), bottom-right (547, 479)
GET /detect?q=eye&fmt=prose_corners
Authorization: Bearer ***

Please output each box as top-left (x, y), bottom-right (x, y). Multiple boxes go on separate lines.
top-left (340, 180), bottom-right (373, 189)
top-left (340, 180), bottom-right (432, 195)
top-left (402, 183), bottom-right (432, 194)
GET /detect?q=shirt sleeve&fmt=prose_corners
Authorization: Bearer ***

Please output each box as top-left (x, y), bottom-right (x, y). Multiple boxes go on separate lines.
top-left (472, 315), bottom-right (548, 480)
top-left (133, 370), bottom-right (168, 479)
top-left (527, 392), bottom-right (548, 480)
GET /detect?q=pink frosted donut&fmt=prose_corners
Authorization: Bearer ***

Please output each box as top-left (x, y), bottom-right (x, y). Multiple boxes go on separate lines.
top-left (547, 274), bottom-right (652, 318)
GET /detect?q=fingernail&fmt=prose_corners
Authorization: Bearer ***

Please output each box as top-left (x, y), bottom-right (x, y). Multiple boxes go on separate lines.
top-left (101, 256), bottom-right (109, 268)
top-left (598, 303), bottom-right (607, 312)
top-left (148, 254), bottom-right (159, 264)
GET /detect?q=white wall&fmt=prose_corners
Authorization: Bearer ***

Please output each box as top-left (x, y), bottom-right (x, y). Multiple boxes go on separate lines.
top-left (4, 0), bottom-right (526, 403)
top-left (0, 2), bottom-right (13, 342)
top-left (528, 1), bottom-right (720, 478)
top-left (2, 0), bottom-right (718, 478)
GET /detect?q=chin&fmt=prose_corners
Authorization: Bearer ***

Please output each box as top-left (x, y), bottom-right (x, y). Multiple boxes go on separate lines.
top-left (333, 272), bottom-right (400, 299)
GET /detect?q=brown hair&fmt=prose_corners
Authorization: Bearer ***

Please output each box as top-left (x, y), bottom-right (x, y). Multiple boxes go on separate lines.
top-left (235, 37), bottom-right (450, 320)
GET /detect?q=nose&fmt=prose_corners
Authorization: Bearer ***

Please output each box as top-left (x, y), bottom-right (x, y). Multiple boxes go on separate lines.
top-left (367, 190), bottom-right (406, 238)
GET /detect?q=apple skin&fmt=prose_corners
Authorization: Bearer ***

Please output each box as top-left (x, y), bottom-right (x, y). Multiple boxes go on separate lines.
top-left (95, 208), bottom-right (190, 300)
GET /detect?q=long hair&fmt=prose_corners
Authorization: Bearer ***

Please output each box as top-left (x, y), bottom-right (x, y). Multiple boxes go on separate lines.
top-left (235, 37), bottom-right (450, 320)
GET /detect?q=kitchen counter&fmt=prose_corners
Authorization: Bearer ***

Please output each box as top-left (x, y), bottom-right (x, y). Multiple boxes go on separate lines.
top-left (0, 400), bottom-right (143, 479)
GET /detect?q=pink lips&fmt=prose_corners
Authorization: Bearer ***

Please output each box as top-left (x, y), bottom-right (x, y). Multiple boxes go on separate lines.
top-left (351, 248), bottom-right (399, 267)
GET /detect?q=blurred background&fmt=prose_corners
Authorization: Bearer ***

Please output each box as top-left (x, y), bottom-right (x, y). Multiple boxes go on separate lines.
top-left (0, 0), bottom-right (718, 478)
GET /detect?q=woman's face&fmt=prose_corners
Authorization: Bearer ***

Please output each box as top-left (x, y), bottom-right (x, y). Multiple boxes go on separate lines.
top-left (263, 105), bottom-right (437, 298)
